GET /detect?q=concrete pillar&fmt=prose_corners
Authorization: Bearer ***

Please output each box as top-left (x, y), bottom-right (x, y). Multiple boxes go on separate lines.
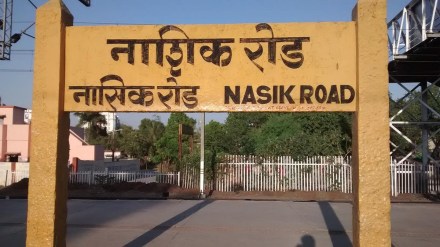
top-left (26, 1), bottom-right (72, 246)
top-left (352, 1), bottom-right (391, 246)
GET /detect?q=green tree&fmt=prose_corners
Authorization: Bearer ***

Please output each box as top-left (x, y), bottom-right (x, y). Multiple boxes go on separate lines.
top-left (74, 112), bottom-right (107, 144)
top-left (117, 119), bottom-right (165, 163)
top-left (154, 113), bottom-right (196, 170)
top-left (117, 124), bottom-right (138, 157)
top-left (105, 129), bottom-right (123, 161)
top-left (252, 114), bottom-right (303, 156)
top-left (137, 117), bottom-right (165, 158)
top-left (293, 113), bottom-right (352, 156)
top-left (223, 113), bottom-right (270, 154)
top-left (204, 120), bottom-right (229, 186)
top-left (222, 112), bottom-right (351, 156)
top-left (205, 120), bottom-right (228, 153)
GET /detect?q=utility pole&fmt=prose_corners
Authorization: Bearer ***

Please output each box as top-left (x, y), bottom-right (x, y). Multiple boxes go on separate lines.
top-left (112, 129), bottom-right (115, 162)
top-left (110, 129), bottom-right (121, 162)
top-left (199, 113), bottom-right (205, 198)
top-left (178, 124), bottom-right (182, 161)
top-left (1, 0), bottom-right (90, 61)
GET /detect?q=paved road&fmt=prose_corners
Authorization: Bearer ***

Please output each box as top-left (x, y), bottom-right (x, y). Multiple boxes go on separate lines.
top-left (0, 199), bottom-right (439, 247)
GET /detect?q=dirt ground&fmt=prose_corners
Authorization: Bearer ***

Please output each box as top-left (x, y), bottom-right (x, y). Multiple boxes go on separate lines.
top-left (0, 178), bottom-right (438, 202)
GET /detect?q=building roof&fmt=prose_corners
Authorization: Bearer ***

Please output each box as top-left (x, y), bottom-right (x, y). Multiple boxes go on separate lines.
top-left (69, 128), bottom-right (89, 145)
top-left (0, 105), bottom-right (28, 110)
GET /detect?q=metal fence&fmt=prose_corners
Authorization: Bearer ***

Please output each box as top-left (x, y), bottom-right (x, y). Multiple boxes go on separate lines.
top-left (181, 155), bottom-right (352, 193)
top-left (390, 161), bottom-right (440, 196)
top-left (2, 157), bottom-right (440, 197)
top-left (0, 170), bottom-right (179, 187)
top-left (69, 170), bottom-right (180, 186)
top-left (1, 170), bottom-right (29, 187)
top-left (180, 165), bottom-right (200, 190)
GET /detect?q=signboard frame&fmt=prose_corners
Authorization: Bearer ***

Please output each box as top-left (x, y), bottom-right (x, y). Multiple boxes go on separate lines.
top-left (25, 1), bottom-right (390, 247)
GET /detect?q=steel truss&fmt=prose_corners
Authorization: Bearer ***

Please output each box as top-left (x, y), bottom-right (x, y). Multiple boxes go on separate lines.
top-left (388, 0), bottom-right (440, 166)
top-left (388, 0), bottom-right (439, 59)
top-left (390, 77), bottom-right (440, 165)
top-left (0, 0), bottom-right (13, 60)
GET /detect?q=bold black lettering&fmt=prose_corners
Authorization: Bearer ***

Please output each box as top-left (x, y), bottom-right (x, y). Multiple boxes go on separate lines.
top-left (257, 85), bottom-right (271, 104)
top-left (224, 86), bottom-right (240, 104)
top-left (300, 85), bottom-right (313, 104)
top-left (315, 85), bottom-right (327, 103)
top-left (242, 86), bottom-right (257, 104)
top-left (327, 85), bottom-right (340, 104)
top-left (340, 85), bottom-right (355, 103)
top-left (273, 85), bottom-right (278, 104)
top-left (280, 85), bottom-right (295, 104)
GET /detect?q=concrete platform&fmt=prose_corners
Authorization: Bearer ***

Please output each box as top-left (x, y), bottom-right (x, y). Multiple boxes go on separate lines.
top-left (0, 199), bottom-right (439, 246)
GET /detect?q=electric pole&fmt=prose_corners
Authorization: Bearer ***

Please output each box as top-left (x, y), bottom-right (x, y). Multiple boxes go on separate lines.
top-left (1, 0), bottom-right (90, 61)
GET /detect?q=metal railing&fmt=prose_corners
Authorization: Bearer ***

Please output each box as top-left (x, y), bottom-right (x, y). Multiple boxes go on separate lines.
top-left (2, 158), bottom-right (439, 197)
top-left (69, 170), bottom-right (180, 186)
top-left (391, 161), bottom-right (440, 196)
top-left (388, 0), bottom-right (440, 59)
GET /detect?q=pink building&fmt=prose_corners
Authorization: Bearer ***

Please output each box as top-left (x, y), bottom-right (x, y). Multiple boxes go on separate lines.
top-left (0, 106), bottom-right (104, 163)
top-left (69, 127), bottom-right (104, 163)
top-left (0, 106), bottom-right (30, 161)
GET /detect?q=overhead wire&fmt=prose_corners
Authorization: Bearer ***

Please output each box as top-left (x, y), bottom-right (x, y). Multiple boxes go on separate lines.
top-left (0, 69), bottom-right (33, 72)
top-left (74, 21), bottom-right (161, 25)
top-left (26, 0), bottom-right (37, 9)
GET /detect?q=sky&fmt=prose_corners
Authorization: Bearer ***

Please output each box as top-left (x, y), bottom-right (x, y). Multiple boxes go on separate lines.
top-left (0, 0), bottom-right (409, 128)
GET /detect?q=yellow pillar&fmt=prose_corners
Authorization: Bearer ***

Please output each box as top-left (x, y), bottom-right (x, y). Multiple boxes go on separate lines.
top-left (26, 1), bottom-right (72, 246)
top-left (352, 0), bottom-right (390, 246)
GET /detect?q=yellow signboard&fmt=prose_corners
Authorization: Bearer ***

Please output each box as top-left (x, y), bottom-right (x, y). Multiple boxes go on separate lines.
top-left (29, 1), bottom-right (390, 247)
top-left (64, 22), bottom-right (356, 112)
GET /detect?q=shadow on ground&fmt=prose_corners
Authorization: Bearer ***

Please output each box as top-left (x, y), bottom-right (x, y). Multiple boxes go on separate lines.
top-left (318, 202), bottom-right (352, 247)
top-left (124, 200), bottom-right (214, 246)
top-left (296, 234), bottom-right (316, 247)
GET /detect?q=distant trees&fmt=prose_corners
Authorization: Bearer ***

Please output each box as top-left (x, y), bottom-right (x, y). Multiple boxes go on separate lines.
top-left (74, 112), bottom-right (107, 144)
top-left (220, 112), bottom-right (352, 157)
top-left (75, 111), bottom-right (355, 170)
top-left (222, 113), bottom-right (270, 155)
top-left (154, 113), bottom-right (196, 169)
top-left (205, 120), bottom-right (228, 153)
top-left (137, 118), bottom-right (165, 159)
top-left (144, 112), bottom-right (352, 170)
top-left (117, 118), bottom-right (164, 159)
top-left (117, 125), bottom-right (138, 157)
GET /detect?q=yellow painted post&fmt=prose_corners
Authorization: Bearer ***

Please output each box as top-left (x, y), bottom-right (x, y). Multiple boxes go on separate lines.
top-left (26, 1), bottom-right (72, 246)
top-left (352, 0), bottom-right (390, 246)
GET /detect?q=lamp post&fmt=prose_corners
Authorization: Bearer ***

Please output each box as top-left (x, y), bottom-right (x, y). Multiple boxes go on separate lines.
top-left (1, 0), bottom-right (90, 61)
top-left (79, 0), bottom-right (91, 6)
top-left (0, 22), bottom-right (35, 60)
top-left (110, 128), bottom-right (122, 162)
top-left (199, 113), bottom-right (205, 198)
top-left (10, 22), bottom-right (35, 43)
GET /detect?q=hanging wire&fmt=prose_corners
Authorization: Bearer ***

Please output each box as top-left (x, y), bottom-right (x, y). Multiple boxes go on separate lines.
top-left (26, 0), bottom-right (37, 9)
top-left (0, 69), bottom-right (34, 72)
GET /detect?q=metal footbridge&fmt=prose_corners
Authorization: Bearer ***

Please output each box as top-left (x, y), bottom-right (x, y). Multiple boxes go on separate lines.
top-left (388, 0), bottom-right (440, 165)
